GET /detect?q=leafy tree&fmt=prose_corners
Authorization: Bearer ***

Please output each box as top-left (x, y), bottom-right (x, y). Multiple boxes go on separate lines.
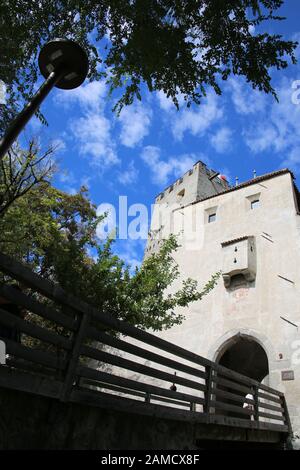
top-left (0, 139), bottom-right (54, 217)
top-left (0, 0), bottom-right (297, 131)
top-left (0, 172), bottom-right (219, 333)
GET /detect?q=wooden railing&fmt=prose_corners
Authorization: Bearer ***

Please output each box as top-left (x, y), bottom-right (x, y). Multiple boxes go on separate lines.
top-left (0, 252), bottom-right (292, 434)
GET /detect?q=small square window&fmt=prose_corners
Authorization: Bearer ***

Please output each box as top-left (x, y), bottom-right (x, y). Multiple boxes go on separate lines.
top-left (208, 213), bottom-right (216, 223)
top-left (251, 200), bottom-right (260, 210)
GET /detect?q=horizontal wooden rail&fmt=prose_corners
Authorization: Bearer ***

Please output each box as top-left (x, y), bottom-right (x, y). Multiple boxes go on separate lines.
top-left (86, 326), bottom-right (207, 380)
top-left (78, 365), bottom-right (206, 407)
top-left (0, 307), bottom-right (72, 350)
top-left (257, 391), bottom-right (282, 404)
top-left (6, 356), bottom-right (60, 377)
top-left (258, 411), bottom-right (286, 422)
top-left (211, 386), bottom-right (255, 406)
top-left (210, 400), bottom-right (253, 417)
top-left (0, 283), bottom-right (78, 331)
top-left (0, 252), bottom-right (291, 435)
top-left (213, 375), bottom-right (252, 395)
top-left (80, 345), bottom-right (207, 392)
top-left (258, 401), bottom-right (284, 413)
top-left (83, 379), bottom-right (193, 408)
top-left (0, 336), bottom-right (67, 370)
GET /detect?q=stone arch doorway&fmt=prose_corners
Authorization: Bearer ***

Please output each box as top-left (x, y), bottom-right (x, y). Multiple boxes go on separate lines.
top-left (212, 334), bottom-right (270, 419)
top-left (216, 334), bottom-right (269, 382)
top-left (207, 328), bottom-right (275, 386)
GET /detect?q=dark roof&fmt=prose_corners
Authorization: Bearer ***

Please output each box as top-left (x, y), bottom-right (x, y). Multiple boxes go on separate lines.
top-left (221, 236), bottom-right (252, 247)
top-left (176, 168), bottom-right (294, 212)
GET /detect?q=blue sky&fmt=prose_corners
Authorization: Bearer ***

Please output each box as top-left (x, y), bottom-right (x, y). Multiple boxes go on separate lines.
top-left (23, 0), bottom-right (300, 267)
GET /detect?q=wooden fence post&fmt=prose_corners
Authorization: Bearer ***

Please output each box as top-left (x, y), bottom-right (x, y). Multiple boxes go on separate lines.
top-left (203, 365), bottom-right (213, 414)
top-left (0, 340), bottom-right (5, 365)
top-left (60, 311), bottom-right (90, 402)
top-left (190, 402), bottom-right (196, 412)
top-left (254, 385), bottom-right (259, 422)
top-left (282, 395), bottom-right (293, 435)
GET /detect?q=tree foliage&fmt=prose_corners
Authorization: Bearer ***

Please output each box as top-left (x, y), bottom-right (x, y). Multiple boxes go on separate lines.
top-left (0, 0), bottom-right (297, 130)
top-left (0, 140), bottom-right (54, 217)
top-left (0, 161), bottom-right (219, 331)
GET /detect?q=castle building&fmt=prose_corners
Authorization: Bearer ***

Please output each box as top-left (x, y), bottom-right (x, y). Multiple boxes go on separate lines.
top-left (144, 161), bottom-right (300, 439)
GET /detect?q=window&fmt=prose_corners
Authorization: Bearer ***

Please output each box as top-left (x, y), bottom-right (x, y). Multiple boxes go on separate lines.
top-left (177, 188), bottom-right (185, 199)
top-left (205, 206), bottom-right (218, 224)
top-left (246, 193), bottom-right (261, 211)
top-left (208, 213), bottom-right (216, 223)
top-left (251, 199), bottom-right (260, 210)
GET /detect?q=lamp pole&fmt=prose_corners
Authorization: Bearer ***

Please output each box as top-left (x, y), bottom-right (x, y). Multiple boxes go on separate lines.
top-left (0, 38), bottom-right (89, 160)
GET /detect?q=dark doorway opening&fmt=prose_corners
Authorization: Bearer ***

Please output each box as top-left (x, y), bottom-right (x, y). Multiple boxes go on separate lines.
top-left (218, 336), bottom-right (269, 382)
top-left (214, 335), bottom-right (269, 419)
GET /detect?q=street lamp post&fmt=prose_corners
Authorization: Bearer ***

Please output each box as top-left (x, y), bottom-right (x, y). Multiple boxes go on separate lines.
top-left (0, 38), bottom-right (89, 160)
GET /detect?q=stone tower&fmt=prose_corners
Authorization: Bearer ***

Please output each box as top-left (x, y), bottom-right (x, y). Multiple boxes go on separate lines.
top-left (145, 163), bottom-right (300, 442)
top-left (145, 160), bottom-right (230, 257)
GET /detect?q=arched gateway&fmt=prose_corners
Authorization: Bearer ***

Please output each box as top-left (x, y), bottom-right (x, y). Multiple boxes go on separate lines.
top-left (210, 332), bottom-right (270, 419)
top-left (215, 334), bottom-right (269, 382)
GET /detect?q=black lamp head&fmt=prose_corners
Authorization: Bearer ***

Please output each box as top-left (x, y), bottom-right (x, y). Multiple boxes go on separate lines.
top-left (38, 38), bottom-right (89, 90)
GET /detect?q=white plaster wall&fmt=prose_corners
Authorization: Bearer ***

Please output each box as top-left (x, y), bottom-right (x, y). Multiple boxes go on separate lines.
top-left (145, 172), bottom-right (300, 436)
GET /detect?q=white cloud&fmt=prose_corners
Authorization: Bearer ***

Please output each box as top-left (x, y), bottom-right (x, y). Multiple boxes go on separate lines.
top-left (141, 146), bottom-right (201, 186)
top-left (118, 160), bottom-right (139, 185)
top-left (118, 103), bottom-right (152, 148)
top-left (244, 77), bottom-right (300, 155)
top-left (70, 113), bottom-right (119, 168)
top-left (244, 124), bottom-right (278, 154)
top-left (51, 138), bottom-right (66, 154)
top-left (54, 81), bottom-right (107, 112)
top-left (171, 92), bottom-right (223, 141)
top-left (59, 170), bottom-right (76, 185)
top-left (292, 32), bottom-right (300, 62)
top-left (210, 127), bottom-right (233, 153)
top-left (156, 90), bottom-right (185, 112)
top-left (156, 90), bottom-right (175, 112)
top-left (56, 80), bottom-right (120, 169)
top-left (281, 147), bottom-right (300, 172)
top-left (228, 76), bottom-right (267, 115)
